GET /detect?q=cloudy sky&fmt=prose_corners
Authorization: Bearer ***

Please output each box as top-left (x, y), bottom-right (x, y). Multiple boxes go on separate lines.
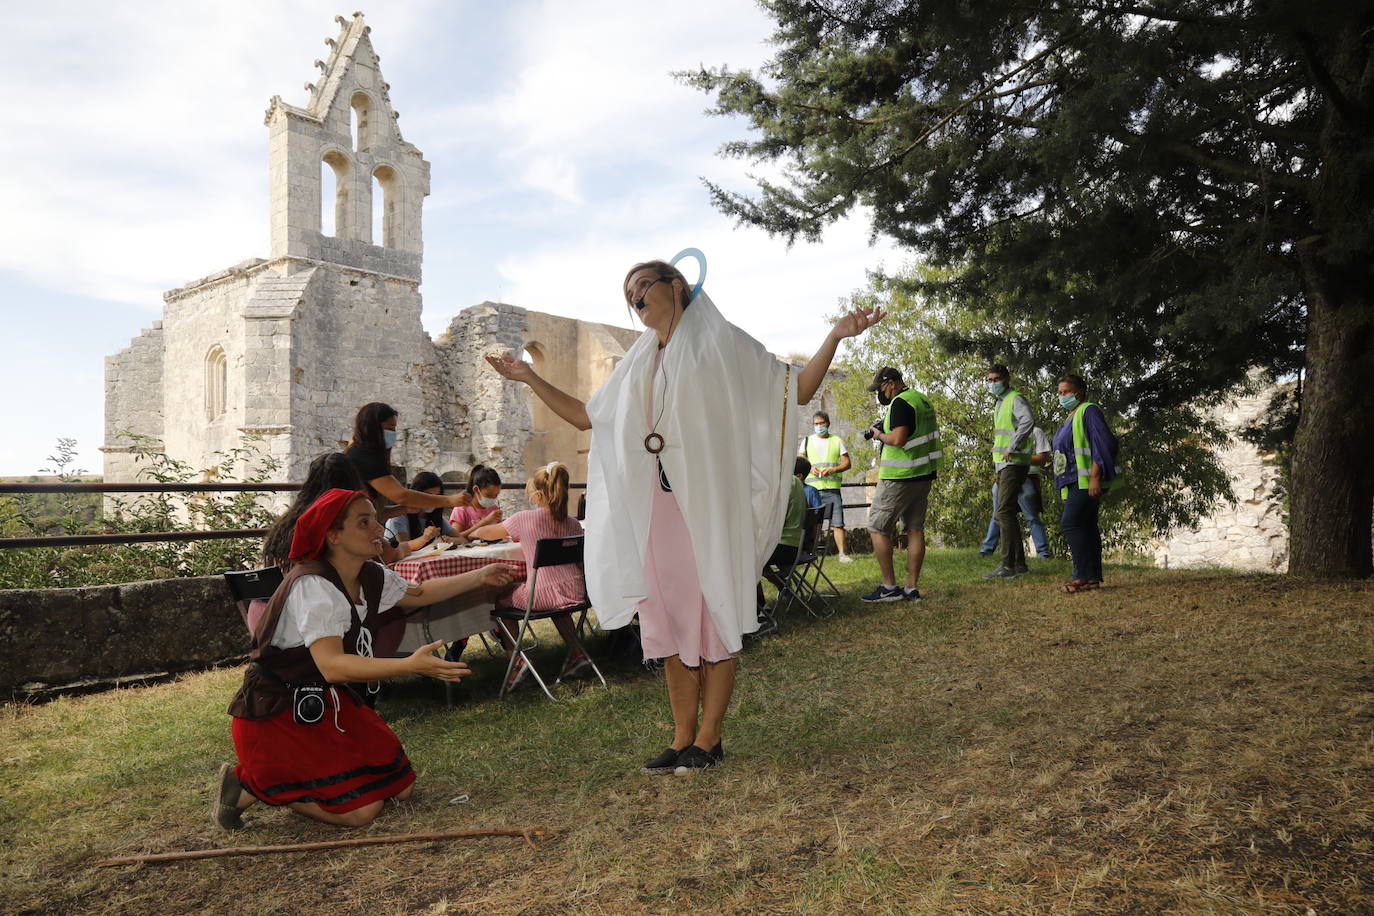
top-left (1, 0), bottom-right (901, 476)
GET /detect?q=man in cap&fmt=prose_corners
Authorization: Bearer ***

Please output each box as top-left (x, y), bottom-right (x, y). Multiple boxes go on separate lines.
top-left (861, 367), bottom-right (943, 602)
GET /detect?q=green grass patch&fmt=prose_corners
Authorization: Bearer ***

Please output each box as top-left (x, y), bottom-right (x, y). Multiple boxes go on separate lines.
top-left (2, 550), bottom-right (1371, 914)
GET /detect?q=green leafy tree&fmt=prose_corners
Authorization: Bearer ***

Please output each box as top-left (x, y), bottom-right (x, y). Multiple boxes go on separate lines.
top-left (685, 0), bottom-right (1373, 577)
top-left (0, 435), bottom-right (280, 589)
top-left (831, 264), bottom-right (1235, 552)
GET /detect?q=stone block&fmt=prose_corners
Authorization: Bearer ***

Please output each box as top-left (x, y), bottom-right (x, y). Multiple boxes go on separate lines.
top-left (0, 577), bottom-right (247, 692)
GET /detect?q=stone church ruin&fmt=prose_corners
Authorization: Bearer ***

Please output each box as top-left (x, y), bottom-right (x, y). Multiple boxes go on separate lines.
top-left (102, 13), bottom-right (648, 491)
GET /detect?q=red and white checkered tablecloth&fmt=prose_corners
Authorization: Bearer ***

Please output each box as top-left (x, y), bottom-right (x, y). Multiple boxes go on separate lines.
top-left (390, 541), bottom-right (526, 583)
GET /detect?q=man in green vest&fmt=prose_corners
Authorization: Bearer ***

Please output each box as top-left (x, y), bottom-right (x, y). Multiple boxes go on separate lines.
top-left (799, 410), bottom-right (854, 562)
top-left (862, 367), bottom-right (942, 602)
top-left (983, 363), bottom-right (1036, 579)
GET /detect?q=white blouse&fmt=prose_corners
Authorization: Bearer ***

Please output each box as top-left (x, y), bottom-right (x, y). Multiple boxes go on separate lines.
top-left (269, 566), bottom-right (410, 650)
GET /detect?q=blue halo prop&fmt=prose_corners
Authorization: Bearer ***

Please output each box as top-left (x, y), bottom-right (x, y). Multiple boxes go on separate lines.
top-left (669, 248), bottom-right (707, 302)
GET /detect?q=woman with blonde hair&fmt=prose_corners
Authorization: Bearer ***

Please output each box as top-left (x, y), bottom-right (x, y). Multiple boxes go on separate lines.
top-left (487, 253), bottom-right (881, 772)
top-left (470, 461), bottom-right (591, 690)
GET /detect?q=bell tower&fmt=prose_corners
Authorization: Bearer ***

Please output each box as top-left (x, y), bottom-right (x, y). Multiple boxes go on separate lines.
top-left (264, 12), bottom-right (429, 281)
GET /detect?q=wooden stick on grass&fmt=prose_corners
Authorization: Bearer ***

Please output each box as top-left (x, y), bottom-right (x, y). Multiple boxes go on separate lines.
top-left (94, 826), bottom-right (548, 867)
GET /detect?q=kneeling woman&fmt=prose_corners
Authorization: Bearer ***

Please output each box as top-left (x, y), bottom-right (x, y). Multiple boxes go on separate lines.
top-left (215, 488), bottom-right (516, 829)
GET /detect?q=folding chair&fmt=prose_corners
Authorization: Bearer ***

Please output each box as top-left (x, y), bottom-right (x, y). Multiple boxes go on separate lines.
top-left (797, 507), bottom-right (841, 613)
top-left (772, 507), bottom-right (831, 619)
top-left (222, 566), bottom-right (284, 635)
top-left (492, 535), bottom-right (607, 701)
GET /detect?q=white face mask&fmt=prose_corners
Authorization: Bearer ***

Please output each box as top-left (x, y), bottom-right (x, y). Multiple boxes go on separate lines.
top-left (382, 429), bottom-right (398, 448)
top-left (478, 495), bottom-right (499, 508)
top-left (814, 425), bottom-right (829, 436)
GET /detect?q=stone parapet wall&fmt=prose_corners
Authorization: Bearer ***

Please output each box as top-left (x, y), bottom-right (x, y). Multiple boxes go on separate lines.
top-left (0, 577), bottom-right (247, 695)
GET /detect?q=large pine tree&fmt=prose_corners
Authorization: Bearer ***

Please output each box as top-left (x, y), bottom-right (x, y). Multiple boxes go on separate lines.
top-left (686, 0), bottom-right (1373, 577)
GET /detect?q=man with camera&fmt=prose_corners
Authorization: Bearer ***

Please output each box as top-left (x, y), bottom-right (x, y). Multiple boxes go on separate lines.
top-left (861, 367), bottom-right (943, 603)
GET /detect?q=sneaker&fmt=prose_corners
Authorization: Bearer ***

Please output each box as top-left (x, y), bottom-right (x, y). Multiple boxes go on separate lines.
top-left (981, 567), bottom-right (1018, 579)
top-left (641, 746), bottom-right (685, 774)
top-left (861, 585), bottom-right (905, 602)
top-left (1013, 564), bottom-right (1029, 575)
top-left (503, 655), bottom-right (530, 693)
top-left (979, 549), bottom-right (994, 557)
top-left (903, 588), bottom-right (921, 601)
top-left (674, 743), bottom-right (725, 774)
top-left (559, 656), bottom-right (593, 681)
top-left (212, 763), bottom-right (246, 830)
top-left (837, 554), bottom-right (854, 564)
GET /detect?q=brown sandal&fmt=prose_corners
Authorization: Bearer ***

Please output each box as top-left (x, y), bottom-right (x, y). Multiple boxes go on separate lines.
top-left (1062, 579), bottom-right (1100, 594)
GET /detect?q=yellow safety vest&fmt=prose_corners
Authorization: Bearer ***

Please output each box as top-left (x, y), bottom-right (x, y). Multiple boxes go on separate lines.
top-left (804, 435), bottom-right (843, 490)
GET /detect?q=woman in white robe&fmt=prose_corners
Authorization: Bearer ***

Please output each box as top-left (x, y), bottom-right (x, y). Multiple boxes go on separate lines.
top-left (486, 258), bottom-right (882, 773)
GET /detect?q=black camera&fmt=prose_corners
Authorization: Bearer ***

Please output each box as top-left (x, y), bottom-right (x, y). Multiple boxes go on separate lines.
top-left (293, 685), bottom-right (327, 725)
top-left (862, 418), bottom-right (883, 441)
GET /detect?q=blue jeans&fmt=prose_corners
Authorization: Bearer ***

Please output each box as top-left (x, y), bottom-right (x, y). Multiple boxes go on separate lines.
top-left (1060, 482), bottom-right (1103, 582)
top-left (980, 476), bottom-right (1050, 558)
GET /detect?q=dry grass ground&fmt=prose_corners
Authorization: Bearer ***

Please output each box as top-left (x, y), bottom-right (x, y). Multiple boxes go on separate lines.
top-left (1, 551), bottom-right (1371, 915)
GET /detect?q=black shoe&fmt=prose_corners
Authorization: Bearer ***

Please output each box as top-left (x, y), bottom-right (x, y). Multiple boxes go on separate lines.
top-left (641, 746), bottom-right (685, 774)
top-left (1013, 564), bottom-right (1029, 575)
top-left (673, 743), bottom-right (724, 774)
top-left (212, 763), bottom-right (246, 830)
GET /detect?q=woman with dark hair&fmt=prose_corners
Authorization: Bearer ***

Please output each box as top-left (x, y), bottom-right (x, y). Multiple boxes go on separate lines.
top-left (344, 402), bottom-right (470, 514)
top-left (216, 489), bottom-right (517, 830)
top-left (1051, 374), bottom-right (1123, 593)
top-left (448, 464), bottom-right (503, 539)
top-left (487, 253), bottom-right (882, 773)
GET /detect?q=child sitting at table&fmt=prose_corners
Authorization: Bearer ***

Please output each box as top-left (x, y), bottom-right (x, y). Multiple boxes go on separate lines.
top-left (449, 465), bottom-right (503, 540)
top-left (385, 470), bottom-right (461, 554)
top-left (469, 461), bottom-right (591, 691)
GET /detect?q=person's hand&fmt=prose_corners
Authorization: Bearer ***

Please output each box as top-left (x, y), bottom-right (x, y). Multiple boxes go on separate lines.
top-left (447, 491), bottom-right (472, 508)
top-left (481, 564), bottom-right (519, 588)
top-left (407, 640), bottom-right (472, 681)
top-left (829, 305), bottom-right (886, 341)
top-left (486, 353), bottom-right (535, 384)
top-left (422, 525), bottom-right (440, 543)
top-left (1089, 479), bottom-right (1103, 499)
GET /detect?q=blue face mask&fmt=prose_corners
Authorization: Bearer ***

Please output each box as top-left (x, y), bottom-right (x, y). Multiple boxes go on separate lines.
top-left (1059, 394), bottom-right (1079, 410)
top-left (382, 429), bottom-right (398, 448)
top-left (814, 425), bottom-right (829, 436)
top-left (988, 380), bottom-right (1006, 396)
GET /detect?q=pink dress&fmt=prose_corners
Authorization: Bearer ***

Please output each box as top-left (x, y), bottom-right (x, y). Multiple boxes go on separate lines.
top-left (636, 350), bottom-right (733, 667)
top-left (496, 509), bottom-right (587, 611)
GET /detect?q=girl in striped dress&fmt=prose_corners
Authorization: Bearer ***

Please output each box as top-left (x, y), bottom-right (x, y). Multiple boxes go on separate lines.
top-left (470, 462), bottom-right (591, 689)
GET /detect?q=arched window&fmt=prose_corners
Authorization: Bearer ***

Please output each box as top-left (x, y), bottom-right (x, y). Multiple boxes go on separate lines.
top-left (205, 346), bottom-right (227, 421)
top-left (372, 165), bottom-right (399, 248)
top-left (321, 151), bottom-right (350, 237)
top-left (350, 92), bottom-right (372, 152)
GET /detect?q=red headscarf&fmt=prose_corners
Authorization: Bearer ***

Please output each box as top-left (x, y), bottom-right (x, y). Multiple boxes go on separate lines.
top-left (288, 488), bottom-right (369, 561)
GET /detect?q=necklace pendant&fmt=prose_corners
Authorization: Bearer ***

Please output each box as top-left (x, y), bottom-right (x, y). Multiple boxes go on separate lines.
top-left (644, 432), bottom-right (665, 454)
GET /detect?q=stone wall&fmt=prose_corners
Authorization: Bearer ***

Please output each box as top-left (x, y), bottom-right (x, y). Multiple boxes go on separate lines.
top-left (0, 576), bottom-right (247, 694)
top-left (1150, 388), bottom-right (1289, 572)
top-left (101, 320), bottom-right (166, 484)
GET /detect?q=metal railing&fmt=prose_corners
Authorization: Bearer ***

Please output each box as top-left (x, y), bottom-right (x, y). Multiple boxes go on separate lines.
top-left (0, 479), bottom-right (874, 550)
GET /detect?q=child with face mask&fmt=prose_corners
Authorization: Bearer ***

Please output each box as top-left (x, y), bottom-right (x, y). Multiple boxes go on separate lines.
top-left (449, 465), bottom-right (503, 539)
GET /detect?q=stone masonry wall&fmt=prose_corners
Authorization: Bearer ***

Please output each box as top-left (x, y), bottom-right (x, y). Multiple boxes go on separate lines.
top-left (1150, 388), bottom-right (1289, 572)
top-left (102, 320), bottom-right (166, 484)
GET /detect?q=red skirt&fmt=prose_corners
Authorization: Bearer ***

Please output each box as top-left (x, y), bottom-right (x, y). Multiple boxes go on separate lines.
top-left (231, 689), bottom-right (415, 813)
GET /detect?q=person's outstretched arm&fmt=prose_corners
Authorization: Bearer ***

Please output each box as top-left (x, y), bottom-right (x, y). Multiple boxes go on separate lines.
top-left (486, 353), bottom-right (591, 430)
top-left (797, 306), bottom-right (885, 404)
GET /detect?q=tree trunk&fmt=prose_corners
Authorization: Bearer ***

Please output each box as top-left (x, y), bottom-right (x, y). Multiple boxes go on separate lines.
top-left (1287, 14), bottom-right (1374, 579)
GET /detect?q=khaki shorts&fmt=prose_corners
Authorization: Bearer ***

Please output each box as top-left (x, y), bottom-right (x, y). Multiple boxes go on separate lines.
top-left (867, 476), bottom-right (933, 536)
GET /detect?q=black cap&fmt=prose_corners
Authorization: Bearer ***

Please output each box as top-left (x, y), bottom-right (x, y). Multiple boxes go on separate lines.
top-left (867, 367), bottom-right (903, 391)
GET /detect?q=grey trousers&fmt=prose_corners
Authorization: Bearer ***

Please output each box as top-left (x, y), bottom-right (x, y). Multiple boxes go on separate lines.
top-left (996, 464), bottom-right (1030, 570)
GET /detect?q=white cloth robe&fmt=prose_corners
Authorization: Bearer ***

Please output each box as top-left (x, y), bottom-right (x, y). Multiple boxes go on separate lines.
top-left (584, 290), bottom-right (798, 652)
